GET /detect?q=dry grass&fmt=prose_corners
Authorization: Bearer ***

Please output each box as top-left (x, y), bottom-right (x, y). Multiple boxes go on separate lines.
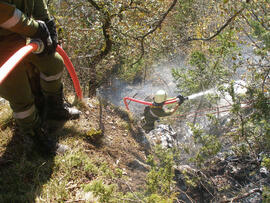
top-left (0, 97), bottom-right (149, 202)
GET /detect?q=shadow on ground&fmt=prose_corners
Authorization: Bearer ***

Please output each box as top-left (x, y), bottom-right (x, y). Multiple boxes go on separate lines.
top-left (0, 120), bottom-right (67, 202)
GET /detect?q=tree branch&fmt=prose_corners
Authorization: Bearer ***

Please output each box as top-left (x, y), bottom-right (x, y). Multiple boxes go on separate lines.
top-left (221, 188), bottom-right (262, 203)
top-left (87, 0), bottom-right (113, 96)
top-left (87, 0), bottom-right (101, 11)
top-left (262, 68), bottom-right (270, 92)
top-left (184, 7), bottom-right (245, 42)
top-left (141, 0), bottom-right (177, 39)
top-left (250, 8), bottom-right (270, 31)
top-left (131, 0), bottom-right (178, 66)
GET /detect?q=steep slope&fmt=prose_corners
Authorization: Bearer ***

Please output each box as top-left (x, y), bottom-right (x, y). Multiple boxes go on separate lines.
top-left (0, 97), bottom-right (150, 202)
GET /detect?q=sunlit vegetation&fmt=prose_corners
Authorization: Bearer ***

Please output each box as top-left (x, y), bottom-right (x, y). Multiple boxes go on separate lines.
top-left (0, 0), bottom-right (270, 202)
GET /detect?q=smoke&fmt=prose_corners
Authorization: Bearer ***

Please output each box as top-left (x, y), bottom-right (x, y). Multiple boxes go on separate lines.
top-left (97, 64), bottom-right (180, 115)
top-left (97, 60), bottom-right (247, 117)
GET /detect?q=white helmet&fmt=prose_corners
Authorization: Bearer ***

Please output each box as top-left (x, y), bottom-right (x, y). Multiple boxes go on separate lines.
top-left (154, 90), bottom-right (167, 103)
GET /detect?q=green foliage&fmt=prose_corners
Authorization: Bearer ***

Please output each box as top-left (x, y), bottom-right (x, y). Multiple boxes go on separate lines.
top-left (250, 20), bottom-right (270, 53)
top-left (226, 86), bottom-right (270, 153)
top-left (118, 60), bottom-right (144, 82)
top-left (99, 162), bottom-right (115, 179)
top-left (174, 0), bottom-right (196, 23)
top-left (84, 179), bottom-right (117, 203)
top-left (263, 186), bottom-right (270, 203)
top-left (79, 145), bottom-right (180, 203)
top-left (144, 193), bottom-right (175, 203)
top-left (261, 156), bottom-right (270, 171)
top-left (0, 103), bottom-right (13, 129)
top-left (84, 161), bottom-right (99, 176)
top-left (66, 153), bottom-right (84, 168)
top-left (173, 30), bottom-right (238, 96)
top-left (182, 169), bottom-right (200, 188)
top-left (85, 127), bottom-right (103, 144)
top-left (189, 51), bottom-right (207, 68)
top-left (49, 0), bottom-right (181, 90)
top-left (188, 123), bottom-right (221, 168)
top-left (145, 145), bottom-right (178, 201)
top-left (245, 0), bottom-right (270, 60)
top-left (214, 29), bottom-right (238, 56)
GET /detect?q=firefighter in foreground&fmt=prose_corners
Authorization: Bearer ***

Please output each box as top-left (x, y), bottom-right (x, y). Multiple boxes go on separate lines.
top-left (142, 90), bottom-right (187, 133)
top-left (0, 0), bottom-right (81, 155)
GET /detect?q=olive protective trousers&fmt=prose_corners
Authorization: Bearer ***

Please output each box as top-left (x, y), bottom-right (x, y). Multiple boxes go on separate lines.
top-left (0, 34), bottom-right (64, 134)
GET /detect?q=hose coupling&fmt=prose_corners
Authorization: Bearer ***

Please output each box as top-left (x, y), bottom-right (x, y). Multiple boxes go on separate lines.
top-left (30, 39), bottom-right (44, 54)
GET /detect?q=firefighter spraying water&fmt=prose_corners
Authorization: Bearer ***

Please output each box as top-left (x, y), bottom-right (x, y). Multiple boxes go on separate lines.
top-left (141, 89), bottom-right (188, 133)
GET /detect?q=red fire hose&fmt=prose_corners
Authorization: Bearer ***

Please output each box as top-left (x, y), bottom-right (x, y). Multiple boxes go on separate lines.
top-left (124, 96), bottom-right (252, 119)
top-left (0, 42), bottom-right (82, 100)
top-left (0, 43), bottom-right (38, 84)
top-left (123, 96), bottom-right (178, 110)
top-left (56, 45), bottom-right (83, 99)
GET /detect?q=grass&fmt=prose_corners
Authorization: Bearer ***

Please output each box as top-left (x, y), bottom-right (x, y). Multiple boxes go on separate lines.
top-left (0, 97), bottom-right (172, 202)
top-left (0, 100), bottom-right (103, 202)
top-left (0, 129), bottom-right (121, 202)
top-left (0, 99), bottom-right (129, 203)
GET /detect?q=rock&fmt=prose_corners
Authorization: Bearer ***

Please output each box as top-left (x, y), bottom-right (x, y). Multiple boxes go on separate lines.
top-left (56, 144), bottom-right (71, 155)
top-left (260, 167), bottom-right (269, 178)
top-left (147, 124), bottom-right (177, 148)
top-left (127, 159), bottom-right (150, 171)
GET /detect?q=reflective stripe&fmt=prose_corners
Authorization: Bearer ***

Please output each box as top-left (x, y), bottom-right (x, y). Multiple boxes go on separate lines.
top-left (40, 71), bottom-right (63, 82)
top-left (13, 105), bottom-right (35, 119)
top-left (149, 108), bottom-right (159, 118)
top-left (0, 8), bottom-right (22, 29)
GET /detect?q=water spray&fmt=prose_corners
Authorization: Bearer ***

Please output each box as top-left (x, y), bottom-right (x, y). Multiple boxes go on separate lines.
top-left (0, 40), bottom-right (83, 100)
top-left (187, 89), bottom-right (215, 100)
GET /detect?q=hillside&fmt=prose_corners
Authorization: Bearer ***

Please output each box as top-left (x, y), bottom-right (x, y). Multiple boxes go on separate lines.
top-left (1, 0), bottom-right (270, 201)
top-left (0, 94), bottom-right (270, 202)
top-left (0, 97), bottom-right (151, 202)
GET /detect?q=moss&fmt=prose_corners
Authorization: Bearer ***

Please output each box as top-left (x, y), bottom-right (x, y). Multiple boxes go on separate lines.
top-left (85, 127), bottom-right (103, 144)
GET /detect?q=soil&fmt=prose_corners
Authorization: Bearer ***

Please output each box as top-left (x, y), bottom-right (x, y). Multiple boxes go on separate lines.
top-left (1, 97), bottom-right (268, 202)
top-left (64, 97), bottom-right (150, 191)
top-left (0, 97), bottom-right (150, 194)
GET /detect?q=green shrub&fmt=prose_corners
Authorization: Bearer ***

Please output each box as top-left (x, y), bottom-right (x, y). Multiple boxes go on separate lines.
top-left (145, 145), bottom-right (178, 201)
top-left (84, 179), bottom-right (117, 203)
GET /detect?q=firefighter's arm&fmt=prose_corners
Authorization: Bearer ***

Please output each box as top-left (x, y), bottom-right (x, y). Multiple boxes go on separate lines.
top-left (162, 103), bottom-right (179, 116)
top-left (33, 0), bottom-right (51, 21)
top-left (169, 103), bottom-right (179, 115)
top-left (33, 0), bottom-right (58, 54)
top-left (168, 95), bottom-right (188, 115)
top-left (0, 2), bottom-right (39, 37)
top-left (166, 97), bottom-right (177, 101)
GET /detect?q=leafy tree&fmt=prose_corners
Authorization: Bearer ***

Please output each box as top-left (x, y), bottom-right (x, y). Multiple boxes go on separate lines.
top-left (49, 0), bottom-right (181, 96)
top-left (45, 0), bottom-right (270, 201)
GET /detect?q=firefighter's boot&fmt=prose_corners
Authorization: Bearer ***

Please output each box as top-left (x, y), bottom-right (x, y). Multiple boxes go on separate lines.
top-left (17, 110), bottom-right (67, 156)
top-left (45, 88), bottom-right (81, 120)
top-left (32, 123), bottom-right (57, 155)
top-left (17, 117), bottom-right (55, 156)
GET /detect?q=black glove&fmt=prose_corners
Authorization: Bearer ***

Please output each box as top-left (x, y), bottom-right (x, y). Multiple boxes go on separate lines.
top-left (176, 94), bottom-right (185, 105)
top-left (45, 18), bottom-right (58, 53)
top-left (32, 20), bottom-right (53, 55)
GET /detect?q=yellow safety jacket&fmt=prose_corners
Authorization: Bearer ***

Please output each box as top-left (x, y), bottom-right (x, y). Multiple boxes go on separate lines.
top-left (0, 0), bottom-right (50, 38)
